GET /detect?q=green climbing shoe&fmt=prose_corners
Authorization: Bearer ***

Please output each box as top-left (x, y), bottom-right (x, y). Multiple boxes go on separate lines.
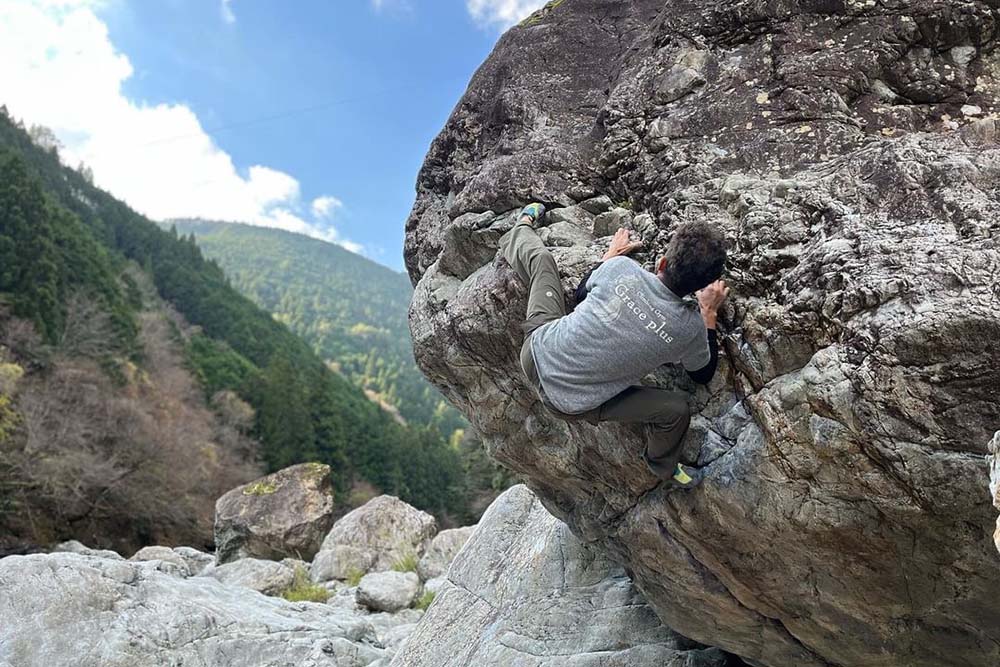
top-left (520, 203), bottom-right (546, 225)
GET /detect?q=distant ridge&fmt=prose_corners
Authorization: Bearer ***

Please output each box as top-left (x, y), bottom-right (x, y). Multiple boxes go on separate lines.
top-left (169, 219), bottom-right (466, 438)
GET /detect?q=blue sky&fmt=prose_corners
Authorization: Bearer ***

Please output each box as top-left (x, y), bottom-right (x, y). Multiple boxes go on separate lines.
top-left (0, 0), bottom-right (549, 270)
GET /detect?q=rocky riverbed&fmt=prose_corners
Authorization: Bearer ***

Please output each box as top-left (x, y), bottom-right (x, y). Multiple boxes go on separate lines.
top-left (0, 465), bottom-right (735, 666)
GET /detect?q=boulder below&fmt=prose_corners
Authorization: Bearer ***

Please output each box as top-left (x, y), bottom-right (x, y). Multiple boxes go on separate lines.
top-left (313, 495), bottom-right (436, 582)
top-left (0, 552), bottom-right (385, 667)
top-left (389, 485), bottom-right (735, 667)
top-left (214, 463), bottom-right (335, 565)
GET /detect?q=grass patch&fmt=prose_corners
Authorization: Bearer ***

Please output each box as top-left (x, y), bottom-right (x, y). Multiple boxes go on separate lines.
top-left (413, 590), bottom-right (436, 611)
top-left (281, 567), bottom-right (330, 604)
top-left (345, 567), bottom-right (364, 587)
top-left (391, 552), bottom-right (419, 573)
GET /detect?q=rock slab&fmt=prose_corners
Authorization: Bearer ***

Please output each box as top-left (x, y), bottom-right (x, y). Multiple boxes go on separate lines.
top-left (0, 552), bottom-right (385, 667)
top-left (389, 485), bottom-right (733, 667)
top-left (214, 462), bottom-right (335, 564)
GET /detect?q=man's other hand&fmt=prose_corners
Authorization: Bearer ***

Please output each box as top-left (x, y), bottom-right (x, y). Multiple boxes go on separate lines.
top-left (697, 280), bottom-right (729, 314)
top-left (602, 229), bottom-right (643, 261)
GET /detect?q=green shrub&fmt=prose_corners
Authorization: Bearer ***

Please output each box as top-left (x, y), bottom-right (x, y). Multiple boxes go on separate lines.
top-left (391, 552), bottom-right (419, 573)
top-left (413, 590), bottom-right (436, 611)
top-left (281, 567), bottom-right (330, 604)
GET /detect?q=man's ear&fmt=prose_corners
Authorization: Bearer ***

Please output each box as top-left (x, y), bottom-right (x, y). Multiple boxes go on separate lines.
top-left (656, 257), bottom-right (667, 274)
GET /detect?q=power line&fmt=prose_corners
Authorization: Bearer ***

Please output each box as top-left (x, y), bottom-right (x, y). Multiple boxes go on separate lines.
top-left (137, 86), bottom-right (407, 149)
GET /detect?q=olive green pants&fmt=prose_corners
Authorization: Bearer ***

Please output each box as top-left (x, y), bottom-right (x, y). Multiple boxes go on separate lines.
top-left (500, 221), bottom-right (691, 478)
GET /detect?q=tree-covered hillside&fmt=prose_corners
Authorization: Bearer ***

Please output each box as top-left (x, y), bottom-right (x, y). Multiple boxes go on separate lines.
top-left (0, 108), bottom-right (468, 532)
top-left (169, 220), bottom-right (465, 438)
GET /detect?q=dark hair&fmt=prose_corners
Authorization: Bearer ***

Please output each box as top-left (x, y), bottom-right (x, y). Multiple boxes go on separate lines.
top-left (661, 222), bottom-right (727, 295)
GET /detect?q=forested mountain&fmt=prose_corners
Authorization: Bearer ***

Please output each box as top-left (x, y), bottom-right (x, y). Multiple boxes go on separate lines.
top-left (168, 220), bottom-right (465, 439)
top-left (0, 108), bottom-right (470, 551)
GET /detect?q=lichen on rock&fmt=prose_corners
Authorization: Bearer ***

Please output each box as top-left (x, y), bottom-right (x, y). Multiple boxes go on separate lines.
top-left (404, 2), bottom-right (1000, 666)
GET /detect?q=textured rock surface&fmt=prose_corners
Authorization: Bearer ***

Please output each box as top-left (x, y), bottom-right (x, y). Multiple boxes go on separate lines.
top-left (206, 557), bottom-right (296, 596)
top-left (173, 546), bottom-right (215, 575)
top-left (214, 462), bottom-right (335, 564)
top-left (314, 495), bottom-right (437, 581)
top-left (357, 571), bottom-right (421, 613)
top-left (390, 485), bottom-right (733, 667)
top-left (313, 543), bottom-right (378, 582)
top-left (416, 526), bottom-right (474, 580)
top-left (52, 540), bottom-right (123, 560)
top-left (0, 552), bottom-right (386, 667)
top-left (129, 545), bottom-right (191, 576)
top-left (404, 2), bottom-right (1000, 666)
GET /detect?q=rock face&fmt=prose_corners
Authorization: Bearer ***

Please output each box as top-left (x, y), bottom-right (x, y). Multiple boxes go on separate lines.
top-left (404, 2), bottom-right (1000, 666)
top-left (313, 495), bottom-right (437, 582)
top-left (390, 485), bottom-right (733, 667)
top-left (214, 462), bottom-right (335, 564)
top-left (0, 552), bottom-right (385, 667)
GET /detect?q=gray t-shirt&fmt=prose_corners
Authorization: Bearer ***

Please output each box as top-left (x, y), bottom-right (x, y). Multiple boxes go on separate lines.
top-left (529, 256), bottom-right (710, 414)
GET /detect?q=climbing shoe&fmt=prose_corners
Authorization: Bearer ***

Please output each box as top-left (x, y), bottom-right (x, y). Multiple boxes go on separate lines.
top-left (669, 463), bottom-right (702, 489)
top-left (643, 451), bottom-right (703, 489)
top-left (520, 203), bottom-right (546, 225)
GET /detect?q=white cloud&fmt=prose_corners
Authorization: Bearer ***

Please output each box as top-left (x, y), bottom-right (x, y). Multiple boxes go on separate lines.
top-left (221, 0), bottom-right (235, 25)
top-left (466, 0), bottom-right (548, 28)
top-left (0, 0), bottom-right (362, 253)
top-left (311, 195), bottom-right (343, 219)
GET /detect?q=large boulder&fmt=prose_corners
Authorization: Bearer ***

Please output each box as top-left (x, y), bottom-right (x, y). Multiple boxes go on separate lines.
top-left (214, 462), bottom-right (335, 565)
top-left (416, 526), bottom-right (474, 581)
top-left (0, 552), bottom-right (386, 667)
top-left (312, 496), bottom-right (436, 582)
top-left (389, 485), bottom-right (734, 667)
top-left (356, 571), bottom-right (421, 613)
top-left (404, 2), bottom-right (1000, 666)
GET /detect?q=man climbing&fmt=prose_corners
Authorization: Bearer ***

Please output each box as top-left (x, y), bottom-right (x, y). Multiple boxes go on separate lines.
top-left (500, 203), bottom-right (729, 488)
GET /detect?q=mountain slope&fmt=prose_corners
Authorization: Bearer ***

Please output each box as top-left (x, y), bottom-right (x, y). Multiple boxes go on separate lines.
top-left (169, 220), bottom-right (465, 438)
top-left (0, 108), bottom-right (465, 530)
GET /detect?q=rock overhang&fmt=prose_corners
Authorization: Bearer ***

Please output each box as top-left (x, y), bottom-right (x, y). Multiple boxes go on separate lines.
top-left (404, 1), bottom-right (1000, 666)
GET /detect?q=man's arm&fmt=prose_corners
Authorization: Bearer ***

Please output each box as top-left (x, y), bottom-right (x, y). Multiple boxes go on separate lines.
top-left (686, 280), bottom-right (729, 385)
top-left (574, 229), bottom-right (642, 303)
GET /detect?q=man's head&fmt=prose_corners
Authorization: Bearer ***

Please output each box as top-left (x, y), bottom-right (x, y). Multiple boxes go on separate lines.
top-left (655, 222), bottom-right (727, 296)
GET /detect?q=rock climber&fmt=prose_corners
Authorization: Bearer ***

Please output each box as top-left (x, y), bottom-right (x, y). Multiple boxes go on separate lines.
top-left (500, 203), bottom-right (729, 488)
